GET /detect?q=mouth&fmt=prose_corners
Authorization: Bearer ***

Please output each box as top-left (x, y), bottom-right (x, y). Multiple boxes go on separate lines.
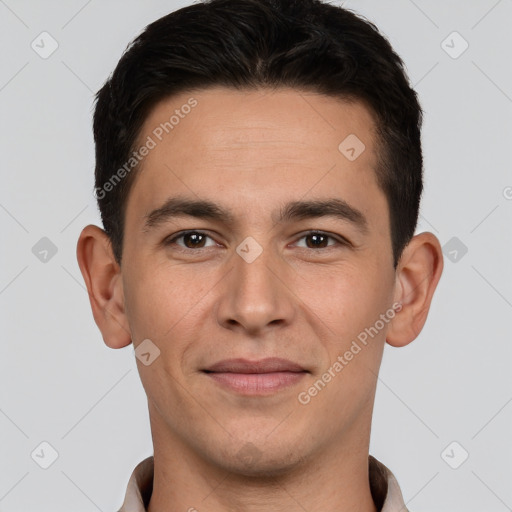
top-left (202, 357), bottom-right (308, 395)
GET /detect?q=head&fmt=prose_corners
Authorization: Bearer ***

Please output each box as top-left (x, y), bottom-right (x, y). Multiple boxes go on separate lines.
top-left (78, 0), bottom-right (442, 477)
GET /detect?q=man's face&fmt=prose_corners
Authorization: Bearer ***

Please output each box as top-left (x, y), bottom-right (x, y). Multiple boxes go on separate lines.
top-left (121, 87), bottom-right (398, 473)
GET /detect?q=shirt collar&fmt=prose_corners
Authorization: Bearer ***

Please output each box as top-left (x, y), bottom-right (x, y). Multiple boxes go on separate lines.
top-left (118, 454), bottom-right (408, 512)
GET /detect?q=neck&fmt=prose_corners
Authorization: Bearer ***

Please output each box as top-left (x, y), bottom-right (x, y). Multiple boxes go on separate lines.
top-left (147, 414), bottom-right (378, 512)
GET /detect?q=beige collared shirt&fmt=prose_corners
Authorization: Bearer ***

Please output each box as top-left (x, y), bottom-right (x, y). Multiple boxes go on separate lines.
top-left (118, 454), bottom-right (409, 511)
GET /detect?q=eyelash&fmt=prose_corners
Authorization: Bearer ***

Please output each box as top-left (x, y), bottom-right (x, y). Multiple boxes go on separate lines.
top-left (163, 230), bottom-right (350, 252)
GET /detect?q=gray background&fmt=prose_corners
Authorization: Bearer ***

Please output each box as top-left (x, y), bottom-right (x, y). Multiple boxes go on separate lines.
top-left (1, 0), bottom-right (511, 510)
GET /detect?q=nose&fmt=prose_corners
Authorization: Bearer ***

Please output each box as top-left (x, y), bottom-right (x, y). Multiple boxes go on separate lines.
top-left (215, 240), bottom-right (296, 335)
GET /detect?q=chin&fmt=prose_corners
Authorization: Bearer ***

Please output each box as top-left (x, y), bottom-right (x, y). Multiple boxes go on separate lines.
top-left (216, 440), bottom-right (309, 478)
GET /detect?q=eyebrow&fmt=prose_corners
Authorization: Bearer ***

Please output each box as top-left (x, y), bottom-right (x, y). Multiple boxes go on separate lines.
top-left (144, 196), bottom-right (368, 234)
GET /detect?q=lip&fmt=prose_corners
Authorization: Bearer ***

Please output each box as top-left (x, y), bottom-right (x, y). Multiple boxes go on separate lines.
top-left (204, 357), bottom-right (306, 373)
top-left (202, 357), bottom-right (308, 395)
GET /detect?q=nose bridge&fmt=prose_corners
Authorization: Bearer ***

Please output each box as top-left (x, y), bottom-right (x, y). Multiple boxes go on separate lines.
top-left (216, 236), bottom-right (294, 332)
top-left (235, 238), bottom-right (276, 292)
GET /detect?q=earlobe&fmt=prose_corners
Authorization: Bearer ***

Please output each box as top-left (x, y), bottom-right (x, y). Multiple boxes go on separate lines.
top-left (386, 232), bottom-right (444, 348)
top-left (76, 225), bottom-right (132, 349)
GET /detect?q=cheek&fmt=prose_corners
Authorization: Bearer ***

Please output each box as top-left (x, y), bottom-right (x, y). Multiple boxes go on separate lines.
top-left (298, 267), bottom-right (392, 419)
top-left (122, 259), bottom-right (184, 341)
top-left (122, 257), bottom-right (221, 350)
top-left (293, 261), bottom-right (394, 351)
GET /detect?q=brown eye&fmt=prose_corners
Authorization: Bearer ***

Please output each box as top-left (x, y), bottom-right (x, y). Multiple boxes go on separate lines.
top-left (294, 231), bottom-right (345, 250)
top-left (165, 231), bottom-right (216, 249)
top-left (182, 232), bottom-right (207, 248)
top-left (304, 233), bottom-right (330, 249)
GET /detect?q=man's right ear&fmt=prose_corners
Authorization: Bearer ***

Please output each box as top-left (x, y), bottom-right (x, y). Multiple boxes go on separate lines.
top-left (76, 225), bottom-right (132, 349)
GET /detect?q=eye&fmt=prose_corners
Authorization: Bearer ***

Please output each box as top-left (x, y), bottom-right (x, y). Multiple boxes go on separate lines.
top-left (293, 231), bottom-right (348, 250)
top-left (163, 229), bottom-right (350, 252)
top-left (165, 230), bottom-right (218, 249)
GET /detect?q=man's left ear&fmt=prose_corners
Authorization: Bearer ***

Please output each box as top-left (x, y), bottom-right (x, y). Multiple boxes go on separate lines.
top-left (386, 232), bottom-right (444, 347)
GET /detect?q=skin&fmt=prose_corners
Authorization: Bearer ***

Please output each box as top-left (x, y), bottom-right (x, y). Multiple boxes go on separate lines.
top-left (77, 87), bottom-right (443, 512)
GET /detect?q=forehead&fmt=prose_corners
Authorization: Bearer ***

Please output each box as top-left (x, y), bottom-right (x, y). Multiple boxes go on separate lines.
top-left (138, 86), bottom-right (378, 161)
top-left (126, 87), bottom-right (387, 232)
